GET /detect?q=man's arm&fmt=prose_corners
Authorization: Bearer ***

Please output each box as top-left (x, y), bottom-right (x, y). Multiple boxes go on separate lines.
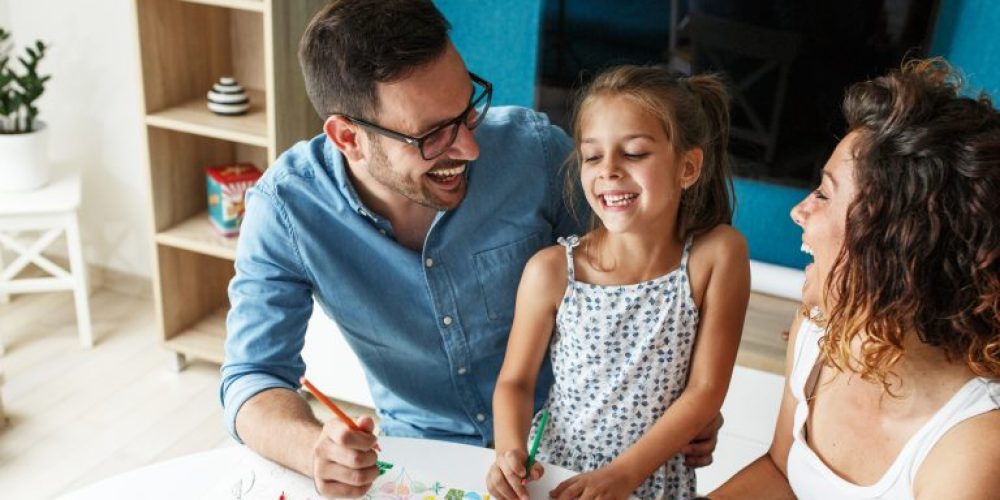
top-left (221, 185), bottom-right (380, 497)
top-left (236, 388), bottom-right (323, 475)
top-left (221, 184), bottom-right (315, 445)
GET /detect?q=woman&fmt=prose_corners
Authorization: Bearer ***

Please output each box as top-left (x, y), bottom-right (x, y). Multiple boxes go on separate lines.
top-left (709, 59), bottom-right (1000, 499)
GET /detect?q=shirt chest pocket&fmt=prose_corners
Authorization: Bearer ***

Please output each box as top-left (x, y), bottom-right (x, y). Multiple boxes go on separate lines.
top-left (473, 231), bottom-right (547, 322)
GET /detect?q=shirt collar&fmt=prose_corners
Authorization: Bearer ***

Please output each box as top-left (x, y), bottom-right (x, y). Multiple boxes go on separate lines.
top-left (324, 136), bottom-right (381, 222)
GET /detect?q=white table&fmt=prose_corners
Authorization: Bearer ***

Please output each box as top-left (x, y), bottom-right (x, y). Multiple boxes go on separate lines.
top-left (60, 437), bottom-right (580, 499)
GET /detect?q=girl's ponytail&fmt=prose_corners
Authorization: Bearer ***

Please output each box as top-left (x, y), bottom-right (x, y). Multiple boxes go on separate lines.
top-left (680, 74), bottom-right (733, 238)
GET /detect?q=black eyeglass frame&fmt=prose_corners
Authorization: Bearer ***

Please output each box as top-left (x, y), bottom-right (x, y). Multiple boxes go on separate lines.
top-left (336, 72), bottom-right (493, 161)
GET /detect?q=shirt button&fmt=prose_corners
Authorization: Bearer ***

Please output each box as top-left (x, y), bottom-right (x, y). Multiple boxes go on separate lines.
top-left (379, 229), bottom-right (387, 235)
top-left (457, 366), bottom-right (467, 375)
top-left (476, 413), bottom-right (486, 422)
top-left (442, 316), bottom-right (453, 326)
top-left (425, 258), bottom-right (434, 268)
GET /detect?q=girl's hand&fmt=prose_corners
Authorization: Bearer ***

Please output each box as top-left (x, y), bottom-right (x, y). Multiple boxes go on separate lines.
top-left (486, 449), bottom-right (545, 500)
top-left (549, 465), bottom-right (637, 500)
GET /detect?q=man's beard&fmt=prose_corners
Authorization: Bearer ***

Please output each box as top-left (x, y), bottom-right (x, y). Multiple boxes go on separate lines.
top-left (367, 137), bottom-right (467, 211)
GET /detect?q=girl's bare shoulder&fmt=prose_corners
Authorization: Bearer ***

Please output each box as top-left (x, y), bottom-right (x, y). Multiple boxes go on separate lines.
top-left (521, 243), bottom-right (570, 295)
top-left (690, 224), bottom-right (749, 266)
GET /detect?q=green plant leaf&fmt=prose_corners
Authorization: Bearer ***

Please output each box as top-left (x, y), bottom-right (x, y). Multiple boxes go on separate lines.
top-left (0, 28), bottom-right (48, 133)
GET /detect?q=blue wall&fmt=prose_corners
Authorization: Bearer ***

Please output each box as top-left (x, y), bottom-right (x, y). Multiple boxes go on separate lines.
top-left (737, 1), bottom-right (1000, 272)
top-left (427, 1), bottom-right (997, 272)
top-left (732, 178), bottom-right (811, 270)
top-left (433, 0), bottom-right (543, 108)
top-left (931, 0), bottom-right (1000, 99)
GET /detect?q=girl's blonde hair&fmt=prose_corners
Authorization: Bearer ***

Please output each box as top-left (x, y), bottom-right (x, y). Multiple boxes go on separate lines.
top-left (564, 65), bottom-right (734, 244)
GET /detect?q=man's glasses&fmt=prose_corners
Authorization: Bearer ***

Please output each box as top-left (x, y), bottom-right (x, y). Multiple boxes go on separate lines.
top-left (338, 72), bottom-right (492, 161)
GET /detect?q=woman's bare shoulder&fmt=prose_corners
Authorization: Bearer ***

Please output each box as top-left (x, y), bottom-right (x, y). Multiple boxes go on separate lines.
top-left (914, 402), bottom-right (1000, 497)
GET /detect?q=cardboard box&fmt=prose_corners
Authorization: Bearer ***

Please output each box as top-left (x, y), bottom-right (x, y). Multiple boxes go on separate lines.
top-left (206, 163), bottom-right (262, 236)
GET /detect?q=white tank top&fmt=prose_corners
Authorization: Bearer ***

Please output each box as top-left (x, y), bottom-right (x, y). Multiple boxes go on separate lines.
top-left (786, 320), bottom-right (1000, 499)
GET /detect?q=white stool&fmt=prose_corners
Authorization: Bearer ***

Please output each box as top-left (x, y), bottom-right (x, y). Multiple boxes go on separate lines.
top-left (0, 340), bottom-right (6, 425)
top-left (0, 340), bottom-right (6, 426)
top-left (0, 170), bottom-right (93, 348)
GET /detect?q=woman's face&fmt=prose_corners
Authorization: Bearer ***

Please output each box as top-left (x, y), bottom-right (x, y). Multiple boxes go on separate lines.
top-left (791, 131), bottom-right (859, 309)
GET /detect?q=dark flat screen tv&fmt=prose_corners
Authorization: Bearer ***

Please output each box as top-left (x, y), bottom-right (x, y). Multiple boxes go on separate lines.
top-left (539, 0), bottom-right (941, 186)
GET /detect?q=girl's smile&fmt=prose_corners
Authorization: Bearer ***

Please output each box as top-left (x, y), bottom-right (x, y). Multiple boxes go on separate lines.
top-left (597, 190), bottom-right (640, 210)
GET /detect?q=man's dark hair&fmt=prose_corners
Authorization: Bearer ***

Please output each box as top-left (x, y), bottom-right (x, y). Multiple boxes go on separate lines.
top-left (299, 0), bottom-right (451, 120)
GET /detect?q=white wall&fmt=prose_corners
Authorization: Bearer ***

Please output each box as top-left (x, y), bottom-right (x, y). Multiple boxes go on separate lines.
top-left (4, 0), bottom-right (151, 276)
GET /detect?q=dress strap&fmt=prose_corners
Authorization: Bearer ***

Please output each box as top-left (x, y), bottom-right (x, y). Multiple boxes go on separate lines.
top-left (556, 235), bottom-right (580, 281)
top-left (679, 235), bottom-right (695, 270)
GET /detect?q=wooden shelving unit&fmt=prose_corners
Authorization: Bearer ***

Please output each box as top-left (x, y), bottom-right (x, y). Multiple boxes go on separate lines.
top-left (133, 0), bottom-right (325, 368)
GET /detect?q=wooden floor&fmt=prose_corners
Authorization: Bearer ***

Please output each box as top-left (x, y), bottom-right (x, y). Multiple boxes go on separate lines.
top-left (0, 288), bottom-right (795, 499)
top-left (0, 289), bottom-right (368, 499)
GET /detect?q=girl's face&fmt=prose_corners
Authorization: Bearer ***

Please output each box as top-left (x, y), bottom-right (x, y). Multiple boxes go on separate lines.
top-left (791, 131), bottom-right (859, 309)
top-left (578, 95), bottom-right (701, 235)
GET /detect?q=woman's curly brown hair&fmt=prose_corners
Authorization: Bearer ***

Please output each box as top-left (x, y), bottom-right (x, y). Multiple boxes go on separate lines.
top-left (820, 58), bottom-right (1000, 388)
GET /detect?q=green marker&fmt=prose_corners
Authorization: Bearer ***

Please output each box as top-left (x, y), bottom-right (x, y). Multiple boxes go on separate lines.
top-left (376, 460), bottom-right (394, 475)
top-left (524, 409), bottom-right (550, 479)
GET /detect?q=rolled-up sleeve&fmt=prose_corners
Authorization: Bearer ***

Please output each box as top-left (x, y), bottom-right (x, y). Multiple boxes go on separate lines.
top-left (220, 182), bottom-right (314, 443)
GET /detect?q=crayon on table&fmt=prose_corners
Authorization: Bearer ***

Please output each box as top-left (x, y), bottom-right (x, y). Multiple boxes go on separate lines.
top-left (523, 409), bottom-right (550, 483)
top-left (299, 376), bottom-right (384, 454)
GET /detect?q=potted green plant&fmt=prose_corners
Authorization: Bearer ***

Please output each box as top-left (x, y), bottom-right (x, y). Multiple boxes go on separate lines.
top-left (0, 27), bottom-right (50, 192)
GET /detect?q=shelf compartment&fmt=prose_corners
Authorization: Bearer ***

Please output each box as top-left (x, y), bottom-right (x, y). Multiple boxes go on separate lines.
top-left (145, 89), bottom-right (268, 147)
top-left (155, 246), bottom-right (233, 364)
top-left (156, 212), bottom-right (239, 261)
top-left (136, 0), bottom-right (329, 369)
top-left (146, 127), bottom-right (266, 236)
top-left (163, 306), bottom-right (229, 364)
top-left (136, 0), bottom-right (266, 130)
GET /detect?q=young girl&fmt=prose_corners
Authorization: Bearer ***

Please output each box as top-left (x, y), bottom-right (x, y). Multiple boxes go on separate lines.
top-left (487, 65), bottom-right (750, 500)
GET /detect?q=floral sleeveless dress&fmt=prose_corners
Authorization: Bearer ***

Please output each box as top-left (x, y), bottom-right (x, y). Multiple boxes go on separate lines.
top-left (531, 235), bottom-right (700, 499)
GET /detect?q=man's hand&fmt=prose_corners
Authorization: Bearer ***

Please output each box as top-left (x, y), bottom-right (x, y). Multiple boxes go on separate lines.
top-left (486, 448), bottom-right (544, 500)
top-left (312, 415), bottom-right (381, 498)
top-left (682, 412), bottom-right (724, 468)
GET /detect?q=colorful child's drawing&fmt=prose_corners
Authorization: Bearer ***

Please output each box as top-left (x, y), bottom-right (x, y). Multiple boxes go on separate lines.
top-left (364, 465), bottom-right (490, 500)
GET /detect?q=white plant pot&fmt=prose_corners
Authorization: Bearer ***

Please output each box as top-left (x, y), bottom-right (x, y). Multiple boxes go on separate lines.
top-left (0, 121), bottom-right (50, 192)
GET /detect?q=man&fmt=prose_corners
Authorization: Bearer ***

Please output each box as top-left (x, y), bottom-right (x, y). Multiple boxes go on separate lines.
top-left (221, 0), bottom-right (720, 497)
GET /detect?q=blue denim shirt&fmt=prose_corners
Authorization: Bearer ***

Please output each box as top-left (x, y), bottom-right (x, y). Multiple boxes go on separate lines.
top-left (221, 106), bottom-right (582, 446)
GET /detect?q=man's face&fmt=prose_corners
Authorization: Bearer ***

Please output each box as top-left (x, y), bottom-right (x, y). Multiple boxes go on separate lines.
top-left (361, 44), bottom-right (481, 211)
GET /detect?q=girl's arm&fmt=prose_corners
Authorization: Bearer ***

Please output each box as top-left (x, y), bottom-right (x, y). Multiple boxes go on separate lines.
top-left (597, 226), bottom-right (751, 491)
top-left (708, 313), bottom-right (804, 499)
top-left (489, 246), bottom-right (567, 498)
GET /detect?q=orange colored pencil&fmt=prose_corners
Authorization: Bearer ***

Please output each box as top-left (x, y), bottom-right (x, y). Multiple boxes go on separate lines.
top-left (300, 376), bottom-right (381, 451)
